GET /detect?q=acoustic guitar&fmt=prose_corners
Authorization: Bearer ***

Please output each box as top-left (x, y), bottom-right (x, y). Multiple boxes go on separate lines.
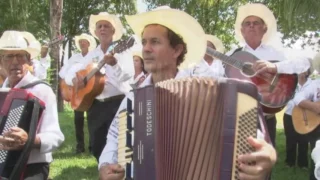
top-left (60, 79), bottom-right (72, 102)
top-left (206, 47), bottom-right (297, 114)
top-left (69, 37), bottom-right (135, 111)
top-left (292, 105), bottom-right (320, 134)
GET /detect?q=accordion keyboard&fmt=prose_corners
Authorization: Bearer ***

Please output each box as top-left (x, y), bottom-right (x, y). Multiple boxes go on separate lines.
top-left (117, 99), bottom-right (134, 179)
top-left (0, 104), bottom-right (25, 164)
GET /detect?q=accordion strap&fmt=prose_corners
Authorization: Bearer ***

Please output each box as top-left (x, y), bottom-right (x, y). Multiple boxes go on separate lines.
top-left (9, 100), bottom-right (42, 180)
top-left (20, 80), bottom-right (50, 90)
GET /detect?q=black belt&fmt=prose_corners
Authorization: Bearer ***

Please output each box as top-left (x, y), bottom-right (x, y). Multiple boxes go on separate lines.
top-left (96, 94), bottom-right (125, 103)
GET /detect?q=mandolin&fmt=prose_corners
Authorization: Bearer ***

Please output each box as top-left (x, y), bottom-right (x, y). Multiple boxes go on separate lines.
top-left (69, 37), bottom-right (135, 111)
top-left (206, 47), bottom-right (297, 114)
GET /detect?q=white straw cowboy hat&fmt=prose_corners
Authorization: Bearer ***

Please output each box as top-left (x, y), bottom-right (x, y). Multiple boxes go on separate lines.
top-left (125, 6), bottom-right (206, 70)
top-left (0, 31), bottom-right (40, 59)
top-left (74, 33), bottom-right (97, 51)
top-left (235, 3), bottom-right (277, 44)
top-left (206, 34), bottom-right (225, 53)
top-left (132, 50), bottom-right (143, 60)
top-left (20, 31), bottom-right (42, 59)
top-left (89, 12), bottom-right (124, 41)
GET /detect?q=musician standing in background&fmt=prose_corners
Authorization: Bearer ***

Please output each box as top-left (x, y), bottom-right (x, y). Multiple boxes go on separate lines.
top-left (21, 31), bottom-right (51, 80)
top-left (98, 6), bottom-right (277, 180)
top-left (59, 33), bottom-right (97, 154)
top-left (67, 12), bottom-right (134, 161)
top-left (294, 52), bottom-right (320, 180)
top-left (130, 51), bottom-right (147, 87)
top-left (227, 3), bottom-right (310, 147)
top-left (189, 34), bottom-right (225, 78)
top-left (283, 66), bottom-right (313, 168)
top-left (0, 30), bottom-right (64, 180)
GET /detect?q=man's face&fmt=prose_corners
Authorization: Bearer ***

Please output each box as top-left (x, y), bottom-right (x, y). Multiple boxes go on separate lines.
top-left (95, 20), bottom-right (115, 42)
top-left (241, 16), bottom-right (267, 44)
top-left (79, 39), bottom-right (90, 52)
top-left (204, 41), bottom-right (215, 61)
top-left (133, 55), bottom-right (143, 71)
top-left (141, 24), bottom-right (180, 73)
top-left (0, 50), bottom-right (31, 82)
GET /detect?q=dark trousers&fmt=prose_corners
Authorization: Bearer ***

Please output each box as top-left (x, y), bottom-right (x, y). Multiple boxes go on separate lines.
top-left (264, 115), bottom-right (277, 147)
top-left (24, 163), bottom-right (49, 180)
top-left (87, 95), bottom-right (124, 161)
top-left (309, 126), bottom-right (320, 180)
top-left (74, 110), bottom-right (85, 150)
top-left (283, 114), bottom-right (308, 167)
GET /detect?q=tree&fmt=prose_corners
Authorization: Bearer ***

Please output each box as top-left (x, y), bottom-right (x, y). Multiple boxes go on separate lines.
top-left (49, 0), bottom-right (63, 111)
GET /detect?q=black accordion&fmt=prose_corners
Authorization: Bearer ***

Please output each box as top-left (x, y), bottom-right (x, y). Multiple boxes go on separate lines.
top-left (0, 88), bottom-right (45, 180)
top-left (118, 77), bottom-right (266, 180)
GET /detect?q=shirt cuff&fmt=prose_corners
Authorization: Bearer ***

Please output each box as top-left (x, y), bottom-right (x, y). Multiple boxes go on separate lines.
top-left (275, 63), bottom-right (285, 74)
top-left (98, 151), bottom-right (117, 169)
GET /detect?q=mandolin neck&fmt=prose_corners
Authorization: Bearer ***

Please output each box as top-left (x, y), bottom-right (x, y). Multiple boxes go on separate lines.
top-left (206, 47), bottom-right (244, 70)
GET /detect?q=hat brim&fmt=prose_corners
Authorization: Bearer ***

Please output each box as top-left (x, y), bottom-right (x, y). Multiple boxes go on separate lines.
top-left (0, 47), bottom-right (39, 60)
top-left (125, 9), bottom-right (206, 70)
top-left (75, 34), bottom-right (97, 52)
top-left (235, 4), bottom-right (277, 44)
top-left (89, 14), bottom-right (124, 41)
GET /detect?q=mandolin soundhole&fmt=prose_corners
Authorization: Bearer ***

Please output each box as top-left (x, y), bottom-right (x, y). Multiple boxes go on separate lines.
top-left (241, 63), bottom-right (256, 77)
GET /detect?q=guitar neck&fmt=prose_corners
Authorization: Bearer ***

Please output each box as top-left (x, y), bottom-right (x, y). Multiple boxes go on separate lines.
top-left (206, 47), bottom-right (244, 70)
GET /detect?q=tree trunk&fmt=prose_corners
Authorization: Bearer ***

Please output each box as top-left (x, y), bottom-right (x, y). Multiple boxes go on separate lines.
top-left (49, 0), bottom-right (64, 112)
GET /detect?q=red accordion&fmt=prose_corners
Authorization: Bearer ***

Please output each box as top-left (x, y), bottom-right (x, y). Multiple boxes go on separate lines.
top-left (0, 88), bottom-right (45, 180)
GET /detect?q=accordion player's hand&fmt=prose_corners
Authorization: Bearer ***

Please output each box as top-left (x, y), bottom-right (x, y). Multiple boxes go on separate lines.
top-left (237, 136), bottom-right (276, 180)
top-left (99, 163), bottom-right (125, 180)
top-left (0, 127), bottom-right (28, 150)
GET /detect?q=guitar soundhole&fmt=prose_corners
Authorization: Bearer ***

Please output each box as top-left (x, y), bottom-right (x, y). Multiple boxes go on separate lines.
top-left (241, 63), bottom-right (256, 77)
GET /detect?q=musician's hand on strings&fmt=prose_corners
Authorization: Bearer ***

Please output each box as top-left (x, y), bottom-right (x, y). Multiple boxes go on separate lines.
top-left (0, 127), bottom-right (28, 150)
top-left (104, 54), bottom-right (117, 66)
top-left (237, 137), bottom-right (276, 180)
top-left (253, 60), bottom-right (277, 75)
top-left (72, 75), bottom-right (85, 89)
top-left (99, 163), bottom-right (125, 180)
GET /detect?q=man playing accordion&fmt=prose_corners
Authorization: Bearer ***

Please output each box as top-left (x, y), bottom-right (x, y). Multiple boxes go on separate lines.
top-left (0, 31), bottom-right (64, 180)
top-left (98, 6), bottom-right (277, 180)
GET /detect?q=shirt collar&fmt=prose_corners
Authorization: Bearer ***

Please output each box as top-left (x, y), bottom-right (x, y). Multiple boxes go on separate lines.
top-left (139, 70), bottom-right (189, 88)
top-left (243, 43), bottom-right (265, 51)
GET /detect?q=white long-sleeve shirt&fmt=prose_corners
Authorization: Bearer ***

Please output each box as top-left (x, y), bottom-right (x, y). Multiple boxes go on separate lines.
top-left (285, 79), bottom-right (313, 115)
top-left (292, 79), bottom-right (320, 179)
top-left (2, 72), bottom-right (64, 164)
top-left (59, 53), bottom-right (90, 85)
top-left (32, 56), bottom-right (51, 80)
top-left (64, 45), bottom-right (134, 99)
top-left (226, 44), bottom-right (309, 74)
top-left (293, 79), bottom-right (320, 105)
top-left (185, 59), bottom-right (225, 78)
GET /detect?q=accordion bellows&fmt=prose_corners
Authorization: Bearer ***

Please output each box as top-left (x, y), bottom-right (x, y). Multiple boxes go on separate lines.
top-left (118, 77), bottom-right (261, 180)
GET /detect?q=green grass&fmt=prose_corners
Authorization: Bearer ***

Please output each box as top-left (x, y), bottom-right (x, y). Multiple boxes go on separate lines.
top-left (49, 109), bottom-right (311, 180)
